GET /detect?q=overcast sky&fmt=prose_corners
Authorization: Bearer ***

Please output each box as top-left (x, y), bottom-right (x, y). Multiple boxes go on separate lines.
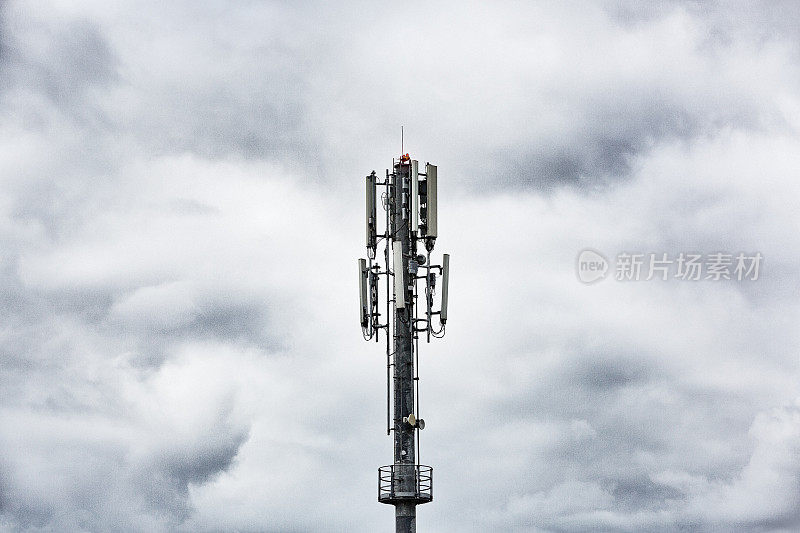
top-left (1, 1), bottom-right (800, 532)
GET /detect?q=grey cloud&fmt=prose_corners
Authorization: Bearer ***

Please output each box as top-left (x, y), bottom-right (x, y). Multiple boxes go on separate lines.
top-left (4, 1), bottom-right (794, 193)
top-left (181, 301), bottom-right (268, 344)
top-left (570, 352), bottom-right (655, 392)
top-left (116, 301), bottom-right (282, 369)
top-left (0, 381), bottom-right (251, 531)
top-left (611, 476), bottom-right (685, 512)
top-left (154, 404), bottom-right (250, 490)
top-left (0, 15), bottom-right (117, 124)
top-left (286, 1), bottom-right (797, 193)
top-left (35, 21), bottom-right (117, 105)
top-left (490, 104), bottom-right (718, 192)
top-left (162, 432), bottom-right (247, 487)
top-left (0, 3), bottom-right (312, 178)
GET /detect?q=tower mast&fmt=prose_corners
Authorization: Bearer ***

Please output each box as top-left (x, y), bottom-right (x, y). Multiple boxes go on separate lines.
top-left (392, 157), bottom-right (418, 531)
top-left (359, 151), bottom-right (449, 533)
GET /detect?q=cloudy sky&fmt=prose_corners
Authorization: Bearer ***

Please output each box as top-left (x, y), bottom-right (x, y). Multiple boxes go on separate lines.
top-left (1, 1), bottom-right (800, 531)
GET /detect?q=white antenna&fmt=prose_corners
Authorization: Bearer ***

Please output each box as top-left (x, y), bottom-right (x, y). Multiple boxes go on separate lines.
top-left (393, 241), bottom-right (405, 309)
top-left (425, 163), bottom-right (437, 239)
top-left (366, 172), bottom-right (377, 257)
top-left (411, 160), bottom-right (419, 233)
top-left (358, 258), bottom-right (368, 327)
top-left (440, 254), bottom-right (449, 324)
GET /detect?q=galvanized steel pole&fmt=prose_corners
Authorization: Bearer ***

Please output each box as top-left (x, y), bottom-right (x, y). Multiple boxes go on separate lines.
top-left (393, 160), bottom-right (416, 533)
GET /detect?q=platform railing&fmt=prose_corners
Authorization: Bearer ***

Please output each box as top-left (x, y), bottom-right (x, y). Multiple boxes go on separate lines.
top-left (378, 464), bottom-right (433, 504)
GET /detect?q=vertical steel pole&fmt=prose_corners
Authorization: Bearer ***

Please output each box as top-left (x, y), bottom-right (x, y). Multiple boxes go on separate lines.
top-left (393, 162), bottom-right (416, 533)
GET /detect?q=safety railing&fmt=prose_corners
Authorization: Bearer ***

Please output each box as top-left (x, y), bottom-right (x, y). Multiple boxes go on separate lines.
top-left (378, 464), bottom-right (433, 504)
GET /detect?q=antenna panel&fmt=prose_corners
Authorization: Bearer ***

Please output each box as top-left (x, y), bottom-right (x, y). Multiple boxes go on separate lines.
top-left (366, 173), bottom-right (377, 251)
top-left (425, 164), bottom-right (437, 238)
top-left (411, 160), bottom-right (419, 233)
top-left (359, 258), bottom-right (368, 327)
top-left (440, 253), bottom-right (449, 323)
top-left (393, 242), bottom-right (405, 309)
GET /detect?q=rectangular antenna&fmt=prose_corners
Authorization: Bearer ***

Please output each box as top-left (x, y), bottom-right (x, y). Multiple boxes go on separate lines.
top-left (411, 160), bottom-right (419, 233)
top-left (366, 173), bottom-right (377, 251)
top-left (393, 242), bottom-right (405, 309)
top-left (425, 163), bottom-right (437, 238)
top-left (440, 253), bottom-right (449, 323)
top-left (359, 258), bottom-right (368, 327)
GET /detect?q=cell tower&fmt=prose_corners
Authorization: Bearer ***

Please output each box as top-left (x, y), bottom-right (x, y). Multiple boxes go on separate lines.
top-left (358, 152), bottom-right (450, 533)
